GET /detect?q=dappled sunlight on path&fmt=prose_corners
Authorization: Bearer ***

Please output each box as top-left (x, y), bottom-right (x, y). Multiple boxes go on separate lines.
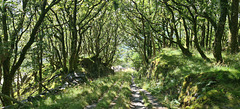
top-left (130, 74), bottom-right (168, 109)
top-left (130, 76), bottom-right (146, 109)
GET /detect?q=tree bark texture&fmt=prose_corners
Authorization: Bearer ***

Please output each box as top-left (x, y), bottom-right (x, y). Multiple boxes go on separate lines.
top-left (229, 0), bottom-right (239, 53)
top-left (213, 0), bottom-right (228, 63)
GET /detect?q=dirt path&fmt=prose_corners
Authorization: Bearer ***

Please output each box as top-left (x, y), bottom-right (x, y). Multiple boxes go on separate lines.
top-left (130, 75), bottom-right (168, 109)
top-left (130, 75), bottom-right (146, 109)
top-left (85, 74), bottom-right (168, 109)
top-left (140, 89), bottom-right (168, 109)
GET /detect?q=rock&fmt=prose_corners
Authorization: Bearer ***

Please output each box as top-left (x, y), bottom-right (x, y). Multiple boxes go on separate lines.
top-left (80, 57), bottom-right (114, 78)
top-left (65, 71), bottom-right (87, 86)
top-left (179, 71), bottom-right (240, 108)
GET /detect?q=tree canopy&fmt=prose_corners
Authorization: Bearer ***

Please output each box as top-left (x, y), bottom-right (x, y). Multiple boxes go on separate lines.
top-left (0, 0), bottom-right (239, 107)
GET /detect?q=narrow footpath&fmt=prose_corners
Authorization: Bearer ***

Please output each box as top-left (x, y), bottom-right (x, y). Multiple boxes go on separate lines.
top-left (130, 75), bottom-right (146, 109)
top-left (84, 73), bottom-right (168, 109)
top-left (130, 74), bottom-right (168, 109)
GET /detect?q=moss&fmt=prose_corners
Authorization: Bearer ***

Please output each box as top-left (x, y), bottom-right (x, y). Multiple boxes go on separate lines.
top-left (179, 71), bottom-right (240, 108)
top-left (133, 48), bottom-right (240, 108)
top-left (80, 57), bottom-right (114, 79)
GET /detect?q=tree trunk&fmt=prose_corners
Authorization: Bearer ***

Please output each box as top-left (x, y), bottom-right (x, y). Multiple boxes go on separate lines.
top-left (62, 36), bottom-right (67, 73)
top-left (239, 34), bottom-right (240, 48)
top-left (51, 9), bottom-right (68, 73)
top-left (1, 58), bottom-right (12, 106)
top-left (190, 30), bottom-right (193, 48)
top-left (174, 25), bottom-right (192, 57)
top-left (229, 0), bottom-right (239, 53)
top-left (200, 22), bottom-right (206, 48)
top-left (69, 0), bottom-right (78, 73)
top-left (17, 69), bottom-right (20, 100)
top-left (168, 26), bottom-right (174, 47)
top-left (179, 21), bottom-right (182, 40)
top-left (143, 29), bottom-right (149, 64)
top-left (163, 36), bottom-right (166, 48)
top-left (193, 19), bottom-right (210, 61)
top-left (206, 21), bottom-right (210, 49)
top-left (1, 2), bottom-right (11, 105)
top-left (147, 33), bottom-right (152, 59)
top-left (2, 73), bottom-right (14, 106)
top-left (0, 64), bottom-right (2, 85)
top-left (151, 33), bottom-right (156, 56)
top-left (213, 0), bottom-right (228, 63)
top-left (209, 24), bottom-right (213, 49)
top-left (1, 0), bottom-right (60, 105)
top-left (39, 30), bottom-right (43, 94)
top-left (183, 18), bottom-right (189, 49)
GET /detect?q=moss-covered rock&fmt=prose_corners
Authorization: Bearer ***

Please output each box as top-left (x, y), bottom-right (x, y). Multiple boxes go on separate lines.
top-left (80, 57), bottom-right (114, 79)
top-left (179, 71), bottom-right (240, 108)
top-left (134, 48), bottom-right (240, 108)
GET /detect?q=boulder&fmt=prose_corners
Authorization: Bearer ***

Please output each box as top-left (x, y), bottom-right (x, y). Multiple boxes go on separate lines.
top-left (80, 57), bottom-right (114, 78)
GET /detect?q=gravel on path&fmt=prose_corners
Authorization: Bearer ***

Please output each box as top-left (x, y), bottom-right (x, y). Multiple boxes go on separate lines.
top-left (130, 75), bottom-right (146, 109)
top-left (130, 74), bottom-right (168, 109)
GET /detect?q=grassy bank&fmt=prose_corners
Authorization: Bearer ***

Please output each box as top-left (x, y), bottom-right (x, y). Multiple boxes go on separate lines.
top-left (134, 48), bottom-right (240, 108)
top-left (32, 69), bottom-right (133, 109)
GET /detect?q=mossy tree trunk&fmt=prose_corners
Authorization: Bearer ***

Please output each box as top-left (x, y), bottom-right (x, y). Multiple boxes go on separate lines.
top-left (229, 0), bottom-right (239, 54)
top-left (69, 0), bottom-right (78, 73)
top-left (213, 0), bottom-right (228, 63)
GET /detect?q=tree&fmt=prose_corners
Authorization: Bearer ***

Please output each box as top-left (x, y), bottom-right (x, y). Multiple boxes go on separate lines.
top-left (229, 0), bottom-right (239, 53)
top-left (164, 1), bottom-right (192, 57)
top-left (0, 0), bottom-right (60, 106)
top-left (169, 0), bottom-right (209, 61)
top-left (49, 0), bottom-right (106, 73)
top-left (213, 0), bottom-right (228, 63)
top-left (0, 0), bottom-right (238, 106)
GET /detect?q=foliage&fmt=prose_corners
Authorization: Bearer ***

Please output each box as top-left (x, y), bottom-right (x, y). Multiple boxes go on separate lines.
top-left (131, 52), bottom-right (143, 71)
top-left (0, 0), bottom-right (239, 107)
top-left (134, 48), bottom-right (240, 108)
